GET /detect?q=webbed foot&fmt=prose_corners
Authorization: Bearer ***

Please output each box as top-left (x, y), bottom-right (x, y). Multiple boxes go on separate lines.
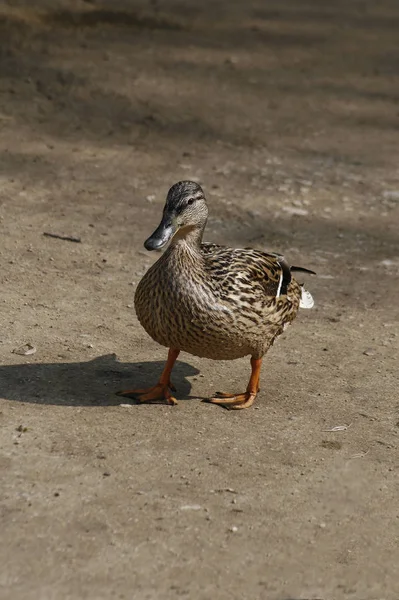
top-left (116, 383), bottom-right (177, 405)
top-left (205, 391), bottom-right (257, 410)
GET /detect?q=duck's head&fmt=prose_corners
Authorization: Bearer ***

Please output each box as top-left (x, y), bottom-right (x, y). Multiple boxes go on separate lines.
top-left (144, 181), bottom-right (208, 251)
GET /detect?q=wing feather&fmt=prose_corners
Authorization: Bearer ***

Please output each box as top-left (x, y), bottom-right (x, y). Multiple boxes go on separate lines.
top-left (200, 243), bottom-right (314, 302)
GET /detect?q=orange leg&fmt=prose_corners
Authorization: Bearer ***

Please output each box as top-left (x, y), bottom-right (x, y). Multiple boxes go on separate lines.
top-left (206, 357), bottom-right (262, 410)
top-left (116, 348), bottom-right (180, 405)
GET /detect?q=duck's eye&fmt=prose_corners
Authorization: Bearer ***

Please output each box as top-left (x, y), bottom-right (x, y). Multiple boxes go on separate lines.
top-left (187, 198), bottom-right (195, 206)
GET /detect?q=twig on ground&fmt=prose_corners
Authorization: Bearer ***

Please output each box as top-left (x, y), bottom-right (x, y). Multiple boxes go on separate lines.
top-left (350, 450), bottom-right (370, 459)
top-left (322, 423), bottom-right (352, 432)
top-left (43, 232), bottom-right (81, 243)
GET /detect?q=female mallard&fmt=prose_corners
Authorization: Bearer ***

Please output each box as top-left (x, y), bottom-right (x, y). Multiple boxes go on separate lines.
top-left (117, 181), bottom-right (314, 409)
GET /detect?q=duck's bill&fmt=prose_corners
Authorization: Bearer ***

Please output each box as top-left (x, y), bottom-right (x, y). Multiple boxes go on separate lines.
top-left (144, 218), bottom-right (177, 251)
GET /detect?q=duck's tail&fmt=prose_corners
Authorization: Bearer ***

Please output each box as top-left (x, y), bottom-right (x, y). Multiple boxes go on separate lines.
top-left (290, 266), bottom-right (316, 309)
top-left (299, 287), bottom-right (314, 308)
top-left (291, 266), bottom-right (316, 276)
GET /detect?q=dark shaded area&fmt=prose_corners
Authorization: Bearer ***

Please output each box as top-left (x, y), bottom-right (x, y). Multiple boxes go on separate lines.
top-left (43, 8), bottom-right (185, 31)
top-left (252, 2), bottom-right (399, 30)
top-left (0, 354), bottom-right (199, 406)
top-left (0, 1), bottom-right (398, 156)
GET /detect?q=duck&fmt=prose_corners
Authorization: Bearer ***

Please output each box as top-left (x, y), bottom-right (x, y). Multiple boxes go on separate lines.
top-left (117, 180), bottom-right (315, 409)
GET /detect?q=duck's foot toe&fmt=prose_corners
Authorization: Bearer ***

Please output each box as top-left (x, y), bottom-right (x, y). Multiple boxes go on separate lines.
top-left (205, 391), bottom-right (257, 410)
top-left (116, 383), bottom-right (177, 405)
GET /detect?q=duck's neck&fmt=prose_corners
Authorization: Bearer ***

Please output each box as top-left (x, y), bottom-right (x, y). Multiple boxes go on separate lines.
top-left (161, 223), bottom-right (207, 287)
top-left (170, 223), bottom-right (205, 251)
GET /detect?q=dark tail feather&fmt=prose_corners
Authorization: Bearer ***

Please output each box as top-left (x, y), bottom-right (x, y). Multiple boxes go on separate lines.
top-left (290, 266), bottom-right (316, 276)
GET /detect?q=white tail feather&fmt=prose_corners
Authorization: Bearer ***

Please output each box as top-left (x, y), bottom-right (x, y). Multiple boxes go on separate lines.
top-left (300, 287), bottom-right (314, 309)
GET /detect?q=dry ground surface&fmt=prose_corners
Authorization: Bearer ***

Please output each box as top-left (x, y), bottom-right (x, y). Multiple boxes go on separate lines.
top-left (1, 0), bottom-right (399, 599)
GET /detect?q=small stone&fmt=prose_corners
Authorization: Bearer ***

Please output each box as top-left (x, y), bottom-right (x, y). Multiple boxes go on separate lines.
top-left (282, 206), bottom-right (309, 216)
top-left (382, 190), bottom-right (399, 202)
top-left (363, 348), bottom-right (375, 356)
top-left (16, 425), bottom-right (28, 433)
top-left (380, 259), bottom-right (399, 268)
top-left (12, 343), bottom-right (37, 356)
top-left (229, 526), bottom-right (238, 533)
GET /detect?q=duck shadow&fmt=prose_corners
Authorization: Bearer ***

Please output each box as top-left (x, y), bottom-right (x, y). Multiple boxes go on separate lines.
top-left (0, 354), bottom-right (199, 407)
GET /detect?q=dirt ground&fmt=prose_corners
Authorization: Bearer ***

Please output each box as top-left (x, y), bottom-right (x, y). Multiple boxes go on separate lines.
top-left (1, 0), bottom-right (399, 598)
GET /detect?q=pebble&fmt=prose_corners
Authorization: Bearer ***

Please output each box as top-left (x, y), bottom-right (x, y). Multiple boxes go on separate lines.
top-left (282, 206), bottom-right (309, 216)
top-left (363, 348), bottom-right (375, 356)
top-left (382, 190), bottom-right (399, 202)
top-left (12, 343), bottom-right (37, 356)
top-left (380, 259), bottom-right (399, 267)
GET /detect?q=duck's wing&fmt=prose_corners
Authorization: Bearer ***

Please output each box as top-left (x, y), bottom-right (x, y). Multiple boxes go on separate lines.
top-left (265, 252), bottom-right (316, 307)
top-left (200, 244), bottom-right (285, 296)
top-left (201, 243), bottom-right (315, 305)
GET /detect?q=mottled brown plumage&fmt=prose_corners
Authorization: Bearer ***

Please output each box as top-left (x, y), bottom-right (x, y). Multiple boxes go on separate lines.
top-left (117, 181), bottom-right (314, 409)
